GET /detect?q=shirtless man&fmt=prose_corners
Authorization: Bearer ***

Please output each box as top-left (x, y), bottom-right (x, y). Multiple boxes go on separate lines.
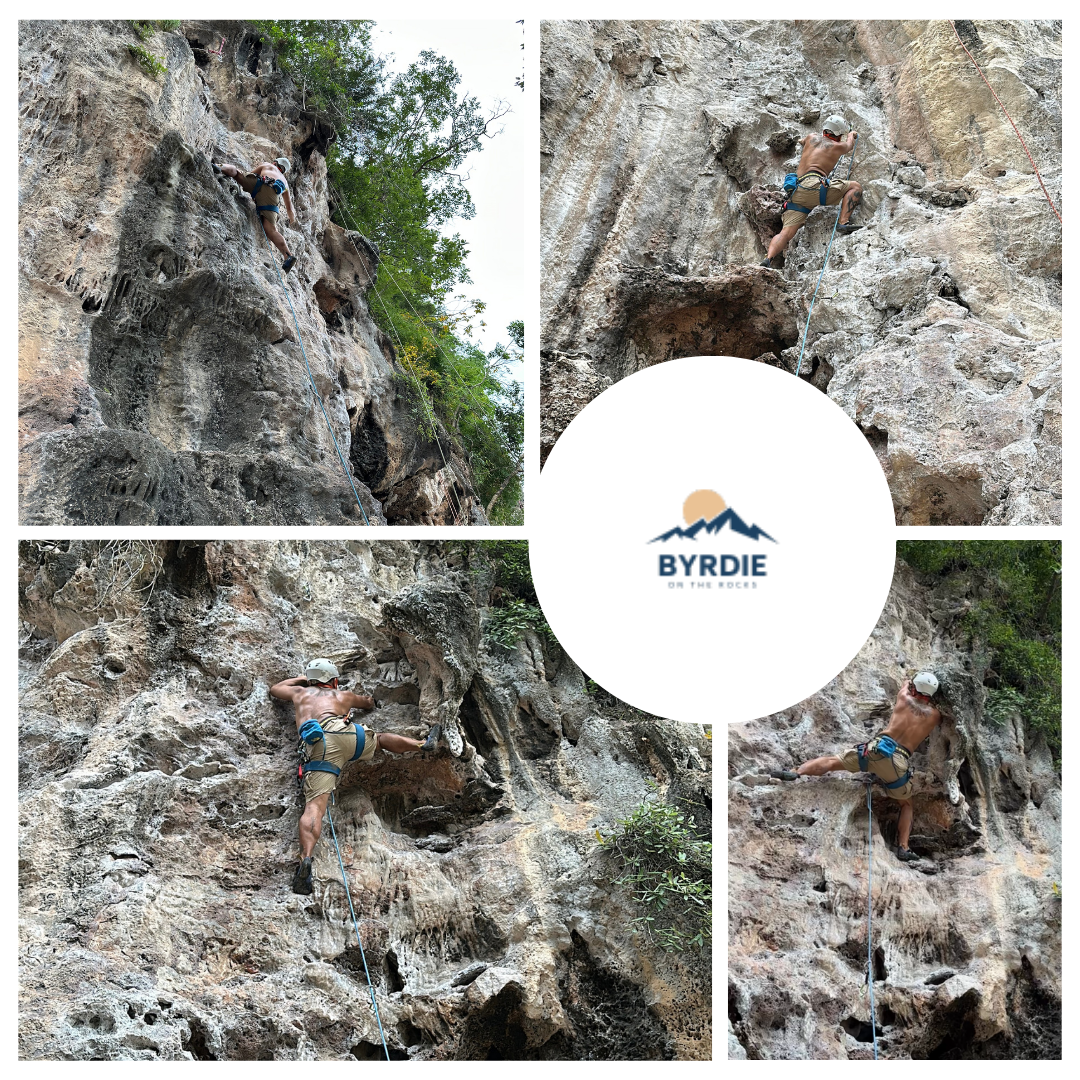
top-left (761, 115), bottom-right (863, 268)
top-left (271, 657), bottom-right (440, 894)
top-left (770, 672), bottom-right (943, 862)
top-left (218, 156), bottom-right (298, 272)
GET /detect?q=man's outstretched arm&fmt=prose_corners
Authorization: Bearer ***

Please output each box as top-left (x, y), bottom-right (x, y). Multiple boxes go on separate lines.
top-left (343, 690), bottom-right (376, 712)
top-left (270, 676), bottom-right (308, 701)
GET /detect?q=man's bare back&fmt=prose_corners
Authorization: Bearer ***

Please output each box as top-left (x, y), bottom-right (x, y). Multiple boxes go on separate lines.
top-left (270, 677), bottom-right (374, 733)
top-left (881, 679), bottom-right (941, 750)
top-left (797, 131), bottom-right (858, 176)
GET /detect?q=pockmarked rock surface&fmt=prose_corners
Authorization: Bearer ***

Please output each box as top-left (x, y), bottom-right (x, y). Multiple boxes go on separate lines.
top-left (540, 20), bottom-right (1061, 524)
top-left (727, 561), bottom-right (1060, 1059)
top-left (18, 541), bottom-right (711, 1060)
top-left (20, 21), bottom-right (483, 525)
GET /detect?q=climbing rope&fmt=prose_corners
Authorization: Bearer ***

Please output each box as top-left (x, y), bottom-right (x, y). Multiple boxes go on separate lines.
top-left (865, 780), bottom-right (880, 1061)
top-left (948, 21), bottom-right (1061, 223)
top-left (794, 135), bottom-right (858, 378)
top-left (258, 222), bottom-right (371, 525)
top-left (327, 796), bottom-right (391, 1061)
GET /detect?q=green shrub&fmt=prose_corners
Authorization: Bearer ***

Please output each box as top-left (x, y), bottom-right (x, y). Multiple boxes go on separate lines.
top-left (131, 21), bottom-right (155, 42)
top-left (128, 43), bottom-right (167, 78)
top-left (485, 599), bottom-right (550, 651)
top-left (158, 20), bottom-right (181, 32)
top-left (598, 794), bottom-right (712, 952)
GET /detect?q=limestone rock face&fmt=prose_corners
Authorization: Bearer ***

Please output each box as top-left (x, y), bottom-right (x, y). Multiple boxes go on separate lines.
top-left (541, 20), bottom-right (1061, 523)
top-left (727, 562), bottom-right (1060, 1059)
top-left (18, 541), bottom-right (711, 1060)
top-left (19, 21), bottom-right (483, 525)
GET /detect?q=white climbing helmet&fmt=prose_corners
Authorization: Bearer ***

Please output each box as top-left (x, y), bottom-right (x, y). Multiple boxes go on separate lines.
top-left (912, 671), bottom-right (939, 697)
top-left (822, 114), bottom-right (850, 137)
top-left (305, 657), bottom-right (339, 684)
top-left (275, 157), bottom-right (291, 174)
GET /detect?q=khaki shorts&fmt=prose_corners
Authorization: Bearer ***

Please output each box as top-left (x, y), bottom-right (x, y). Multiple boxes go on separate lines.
top-left (301, 717), bottom-right (377, 802)
top-left (839, 735), bottom-right (914, 801)
top-left (781, 177), bottom-right (853, 231)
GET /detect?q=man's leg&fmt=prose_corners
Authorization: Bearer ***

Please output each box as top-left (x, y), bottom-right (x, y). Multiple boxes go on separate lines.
top-left (897, 799), bottom-right (914, 850)
top-left (839, 181), bottom-right (862, 226)
top-left (766, 225), bottom-right (800, 262)
top-left (220, 164), bottom-right (257, 193)
top-left (298, 791), bottom-right (330, 859)
top-left (377, 733), bottom-right (426, 754)
top-left (259, 214), bottom-right (292, 259)
top-left (796, 754), bottom-right (846, 776)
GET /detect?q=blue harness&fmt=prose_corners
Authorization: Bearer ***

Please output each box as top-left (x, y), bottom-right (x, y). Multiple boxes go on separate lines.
top-left (783, 170), bottom-right (832, 216)
top-left (252, 175), bottom-right (286, 216)
top-left (857, 734), bottom-right (912, 790)
top-left (298, 719), bottom-right (367, 781)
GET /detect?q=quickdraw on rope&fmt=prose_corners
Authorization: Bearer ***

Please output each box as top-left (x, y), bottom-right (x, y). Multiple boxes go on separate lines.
top-left (258, 222), bottom-right (371, 525)
top-left (327, 795), bottom-right (391, 1061)
top-left (795, 135), bottom-right (858, 378)
top-left (865, 780), bottom-right (880, 1061)
top-left (948, 21), bottom-right (1061, 223)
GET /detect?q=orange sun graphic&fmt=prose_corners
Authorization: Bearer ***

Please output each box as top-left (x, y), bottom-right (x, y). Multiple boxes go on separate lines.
top-left (682, 489), bottom-right (727, 525)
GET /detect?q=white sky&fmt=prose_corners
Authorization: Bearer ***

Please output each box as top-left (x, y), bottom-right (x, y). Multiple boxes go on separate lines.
top-left (369, 20), bottom-right (524, 370)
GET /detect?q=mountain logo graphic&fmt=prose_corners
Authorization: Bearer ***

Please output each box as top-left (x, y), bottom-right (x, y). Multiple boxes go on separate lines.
top-left (648, 489), bottom-right (777, 544)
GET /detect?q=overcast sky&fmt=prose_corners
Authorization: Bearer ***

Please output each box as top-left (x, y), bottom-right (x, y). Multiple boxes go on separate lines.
top-left (369, 20), bottom-right (523, 371)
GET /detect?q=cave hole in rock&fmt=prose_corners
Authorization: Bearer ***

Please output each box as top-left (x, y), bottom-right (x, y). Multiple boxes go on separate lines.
top-left (384, 949), bottom-right (405, 993)
top-left (899, 473), bottom-right (988, 527)
top-left (335, 946), bottom-right (382, 986)
top-left (812, 879), bottom-right (827, 893)
top-left (238, 34), bottom-right (262, 75)
top-left (351, 1041), bottom-right (408, 1060)
top-left (182, 1018), bottom-right (216, 1060)
top-left (841, 1016), bottom-right (876, 1043)
top-left (728, 983), bottom-right (742, 1024)
top-left (349, 403), bottom-right (390, 493)
top-left (459, 685), bottom-right (497, 755)
top-left (187, 38), bottom-right (210, 69)
top-left (624, 285), bottom-right (797, 368)
top-left (397, 1021), bottom-right (425, 1048)
top-left (873, 945), bottom-right (888, 982)
top-left (927, 1019), bottom-right (978, 1059)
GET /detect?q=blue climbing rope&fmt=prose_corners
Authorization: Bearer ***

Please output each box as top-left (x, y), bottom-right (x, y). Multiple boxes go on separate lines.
top-left (327, 796), bottom-right (391, 1060)
top-left (259, 223), bottom-right (371, 525)
top-left (794, 135), bottom-right (859, 378)
top-left (866, 780), bottom-right (879, 1061)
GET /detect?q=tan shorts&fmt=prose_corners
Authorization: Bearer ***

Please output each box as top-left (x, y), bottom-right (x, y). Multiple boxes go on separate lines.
top-left (839, 735), bottom-right (914, 800)
top-left (781, 177), bottom-right (853, 231)
top-left (301, 717), bottom-right (377, 803)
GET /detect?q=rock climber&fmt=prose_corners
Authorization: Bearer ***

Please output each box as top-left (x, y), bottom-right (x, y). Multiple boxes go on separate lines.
top-left (217, 156), bottom-right (298, 272)
top-left (770, 672), bottom-right (943, 863)
top-left (271, 658), bottom-right (441, 894)
top-left (760, 115), bottom-right (863, 268)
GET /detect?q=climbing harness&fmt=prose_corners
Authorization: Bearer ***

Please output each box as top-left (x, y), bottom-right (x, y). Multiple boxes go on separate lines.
top-left (948, 21), bottom-right (1061, 223)
top-left (258, 222), bottom-right (371, 524)
top-left (856, 735), bottom-right (912, 790)
top-left (298, 712), bottom-right (369, 790)
top-left (294, 725), bottom-right (389, 1058)
top-left (782, 170), bottom-right (831, 210)
top-left (864, 780), bottom-right (880, 1060)
top-left (252, 175), bottom-right (286, 218)
top-left (794, 135), bottom-right (858, 378)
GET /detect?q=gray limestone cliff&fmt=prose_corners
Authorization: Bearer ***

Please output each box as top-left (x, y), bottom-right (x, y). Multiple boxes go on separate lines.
top-left (541, 20), bottom-right (1061, 525)
top-left (18, 541), bottom-right (711, 1060)
top-left (20, 21), bottom-right (484, 525)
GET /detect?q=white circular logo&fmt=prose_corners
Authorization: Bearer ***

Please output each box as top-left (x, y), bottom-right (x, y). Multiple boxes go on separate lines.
top-left (531, 357), bottom-right (896, 723)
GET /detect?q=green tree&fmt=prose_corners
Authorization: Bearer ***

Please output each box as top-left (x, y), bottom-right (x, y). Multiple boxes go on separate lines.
top-left (897, 541), bottom-right (1061, 760)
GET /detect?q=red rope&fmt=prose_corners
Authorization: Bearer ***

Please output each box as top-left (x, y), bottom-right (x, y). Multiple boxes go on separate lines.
top-left (949, 21), bottom-right (1061, 223)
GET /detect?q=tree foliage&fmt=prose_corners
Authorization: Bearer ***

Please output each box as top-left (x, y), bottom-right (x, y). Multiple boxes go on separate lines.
top-left (253, 21), bottom-right (521, 520)
top-left (475, 541), bottom-right (551, 646)
top-left (897, 541), bottom-right (1061, 759)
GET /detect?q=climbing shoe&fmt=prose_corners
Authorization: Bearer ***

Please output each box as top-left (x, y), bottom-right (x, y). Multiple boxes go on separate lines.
top-left (837, 223), bottom-right (864, 234)
top-left (760, 257), bottom-right (772, 268)
top-left (291, 856), bottom-right (314, 895)
top-left (282, 255), bottom-right (297, 274)
top-left (769, 769), bottom-right (799, 782)
top-left (896, 846), bottom-right (918, 862)
top-left (420, 725), bottom-right (442, 753)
